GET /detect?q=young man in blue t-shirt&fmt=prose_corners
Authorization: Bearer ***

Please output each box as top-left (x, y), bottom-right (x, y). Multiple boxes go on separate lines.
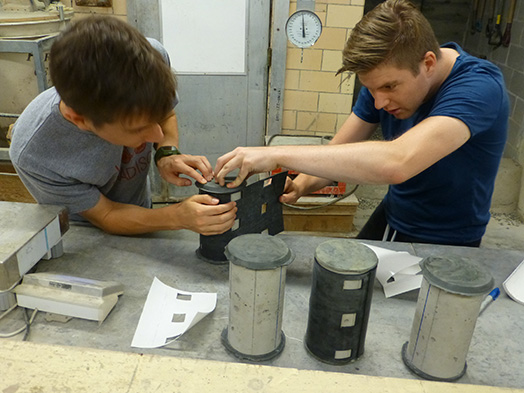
top-left (214, 0), bottom-right (509, 247)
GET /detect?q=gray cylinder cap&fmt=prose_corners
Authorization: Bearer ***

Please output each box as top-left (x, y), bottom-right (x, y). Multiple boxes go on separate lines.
top-left (225, 234), bottom-right (295, 270)
top-left (196, 179), bottom-right (245, 195)
top-left (315, 239), bottom-right (378, 274)
top-left (420, 256), bottom-right (494, 296)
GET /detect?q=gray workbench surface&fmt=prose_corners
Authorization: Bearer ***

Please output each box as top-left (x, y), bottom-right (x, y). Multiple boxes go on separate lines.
top-left (4, 224), bottom-right (524, 389)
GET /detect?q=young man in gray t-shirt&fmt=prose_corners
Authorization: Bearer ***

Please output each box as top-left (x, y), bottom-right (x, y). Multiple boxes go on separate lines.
top-left (10, 16), bottom-right (237, 235)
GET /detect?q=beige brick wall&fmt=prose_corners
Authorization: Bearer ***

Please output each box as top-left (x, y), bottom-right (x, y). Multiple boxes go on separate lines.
top-left (282, 0), bottom-right (364, 137)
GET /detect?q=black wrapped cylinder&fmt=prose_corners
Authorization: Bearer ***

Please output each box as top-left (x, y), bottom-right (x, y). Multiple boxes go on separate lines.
top-left (195, 172), bottom-right (287, 264)
top-left (196, 180), bottom-right (245, 263)
top-left (305, 239), bottom-right (378, 364)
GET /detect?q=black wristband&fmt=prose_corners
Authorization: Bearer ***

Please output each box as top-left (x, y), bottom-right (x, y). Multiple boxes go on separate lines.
top-left (154, 145), bottom-right (181, 166)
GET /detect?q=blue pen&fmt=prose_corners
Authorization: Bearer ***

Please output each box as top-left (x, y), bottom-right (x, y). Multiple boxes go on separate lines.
top-left (479, 287), bottom-right (500, 315)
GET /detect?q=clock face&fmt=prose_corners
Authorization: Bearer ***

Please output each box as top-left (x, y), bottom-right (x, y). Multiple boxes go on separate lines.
top-left (285, 10), bottom-right (323, 48)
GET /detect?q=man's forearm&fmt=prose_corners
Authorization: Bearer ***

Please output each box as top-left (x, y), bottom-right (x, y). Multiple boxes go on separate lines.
top-left (80, 197), bottom-right (185, 235)
top-left (292, 173), bottom-right (334, 196)
top-left (156, 110), bottom-right (179, 148)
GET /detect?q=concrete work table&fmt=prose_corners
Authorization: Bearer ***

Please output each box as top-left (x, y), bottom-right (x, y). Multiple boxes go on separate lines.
top-left (1, 223), bottom-right (524, 392)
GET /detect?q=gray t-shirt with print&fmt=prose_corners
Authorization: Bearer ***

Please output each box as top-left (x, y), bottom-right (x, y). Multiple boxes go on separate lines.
top-left (9, 39), bottom-right (175, 221)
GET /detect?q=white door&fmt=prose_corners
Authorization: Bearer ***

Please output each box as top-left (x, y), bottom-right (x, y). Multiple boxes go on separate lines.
top-left (128, 0), bottom-right (271, 201)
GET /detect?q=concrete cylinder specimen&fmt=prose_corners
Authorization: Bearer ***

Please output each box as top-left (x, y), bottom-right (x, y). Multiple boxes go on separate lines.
top-left (402, 256), bottom-right (494, 381)
top-left (222, 234), bottom-right (295, 361)
top-left (195, 180), bottom-right (245, 263)
top-left (305, 239), bottom-right (378, 364)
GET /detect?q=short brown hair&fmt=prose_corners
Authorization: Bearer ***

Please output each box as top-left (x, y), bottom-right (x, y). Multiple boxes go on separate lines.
top-left (50, 16), bottom-right (176, 126)
top-left (337, 0), bottom-right (441, 76)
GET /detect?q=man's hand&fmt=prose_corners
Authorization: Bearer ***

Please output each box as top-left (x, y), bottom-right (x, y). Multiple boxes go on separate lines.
top-left (214, 146), bottom-right (278, 188)
top-left (280, 176), bottom-right (302, 204)
top-left (174, 194), bottom-right (237, 235)
top-left (80, 193), bottom-right (236, 235)
top-left (157, 154), bottom-right (214, 186)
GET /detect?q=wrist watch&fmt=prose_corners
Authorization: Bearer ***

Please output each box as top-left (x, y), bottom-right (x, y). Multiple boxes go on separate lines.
top-left (154, 145), bottom-right (181, 166)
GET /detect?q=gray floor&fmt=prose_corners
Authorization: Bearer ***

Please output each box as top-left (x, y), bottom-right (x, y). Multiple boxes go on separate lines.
top-left (352, 199), bottom-right (524, 251)
top-left (483, 211), bottom-right (524, 250)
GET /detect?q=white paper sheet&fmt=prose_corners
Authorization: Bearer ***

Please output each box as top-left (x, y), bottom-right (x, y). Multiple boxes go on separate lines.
top-left (503, 259), bottom-right (524, 305)
top-left (362, 243), bottom-right (423, 298)
top-left (131, 277), bottom-right (217, 349)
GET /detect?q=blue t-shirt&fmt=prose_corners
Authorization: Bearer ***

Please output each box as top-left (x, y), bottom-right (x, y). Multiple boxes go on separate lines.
top-left (352, 42), bottom-right (509, 244)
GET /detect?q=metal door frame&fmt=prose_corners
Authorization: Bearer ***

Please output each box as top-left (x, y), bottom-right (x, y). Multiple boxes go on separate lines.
top-left (266, 0), bottom-right (289, 137)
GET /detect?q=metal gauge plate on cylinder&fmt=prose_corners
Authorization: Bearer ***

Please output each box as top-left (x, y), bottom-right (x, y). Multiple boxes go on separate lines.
top-left (285, 10), bottom-right (322, 48)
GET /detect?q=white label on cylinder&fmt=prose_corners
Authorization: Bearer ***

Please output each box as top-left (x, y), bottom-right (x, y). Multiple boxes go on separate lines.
top-left (340, 313), bottom-right (356, 327)
top-left (232, 219), bottom-right (240, 231)
top-left (231, 192), bottom-right (242, 202)
top-left (335, 349), bottom-right (352, 359)
top-left (343, 280), bottom-right (362, 290)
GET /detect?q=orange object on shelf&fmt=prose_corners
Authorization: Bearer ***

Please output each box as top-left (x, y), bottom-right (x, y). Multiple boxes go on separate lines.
top-left (271, 168), bottom-right (347, 196)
